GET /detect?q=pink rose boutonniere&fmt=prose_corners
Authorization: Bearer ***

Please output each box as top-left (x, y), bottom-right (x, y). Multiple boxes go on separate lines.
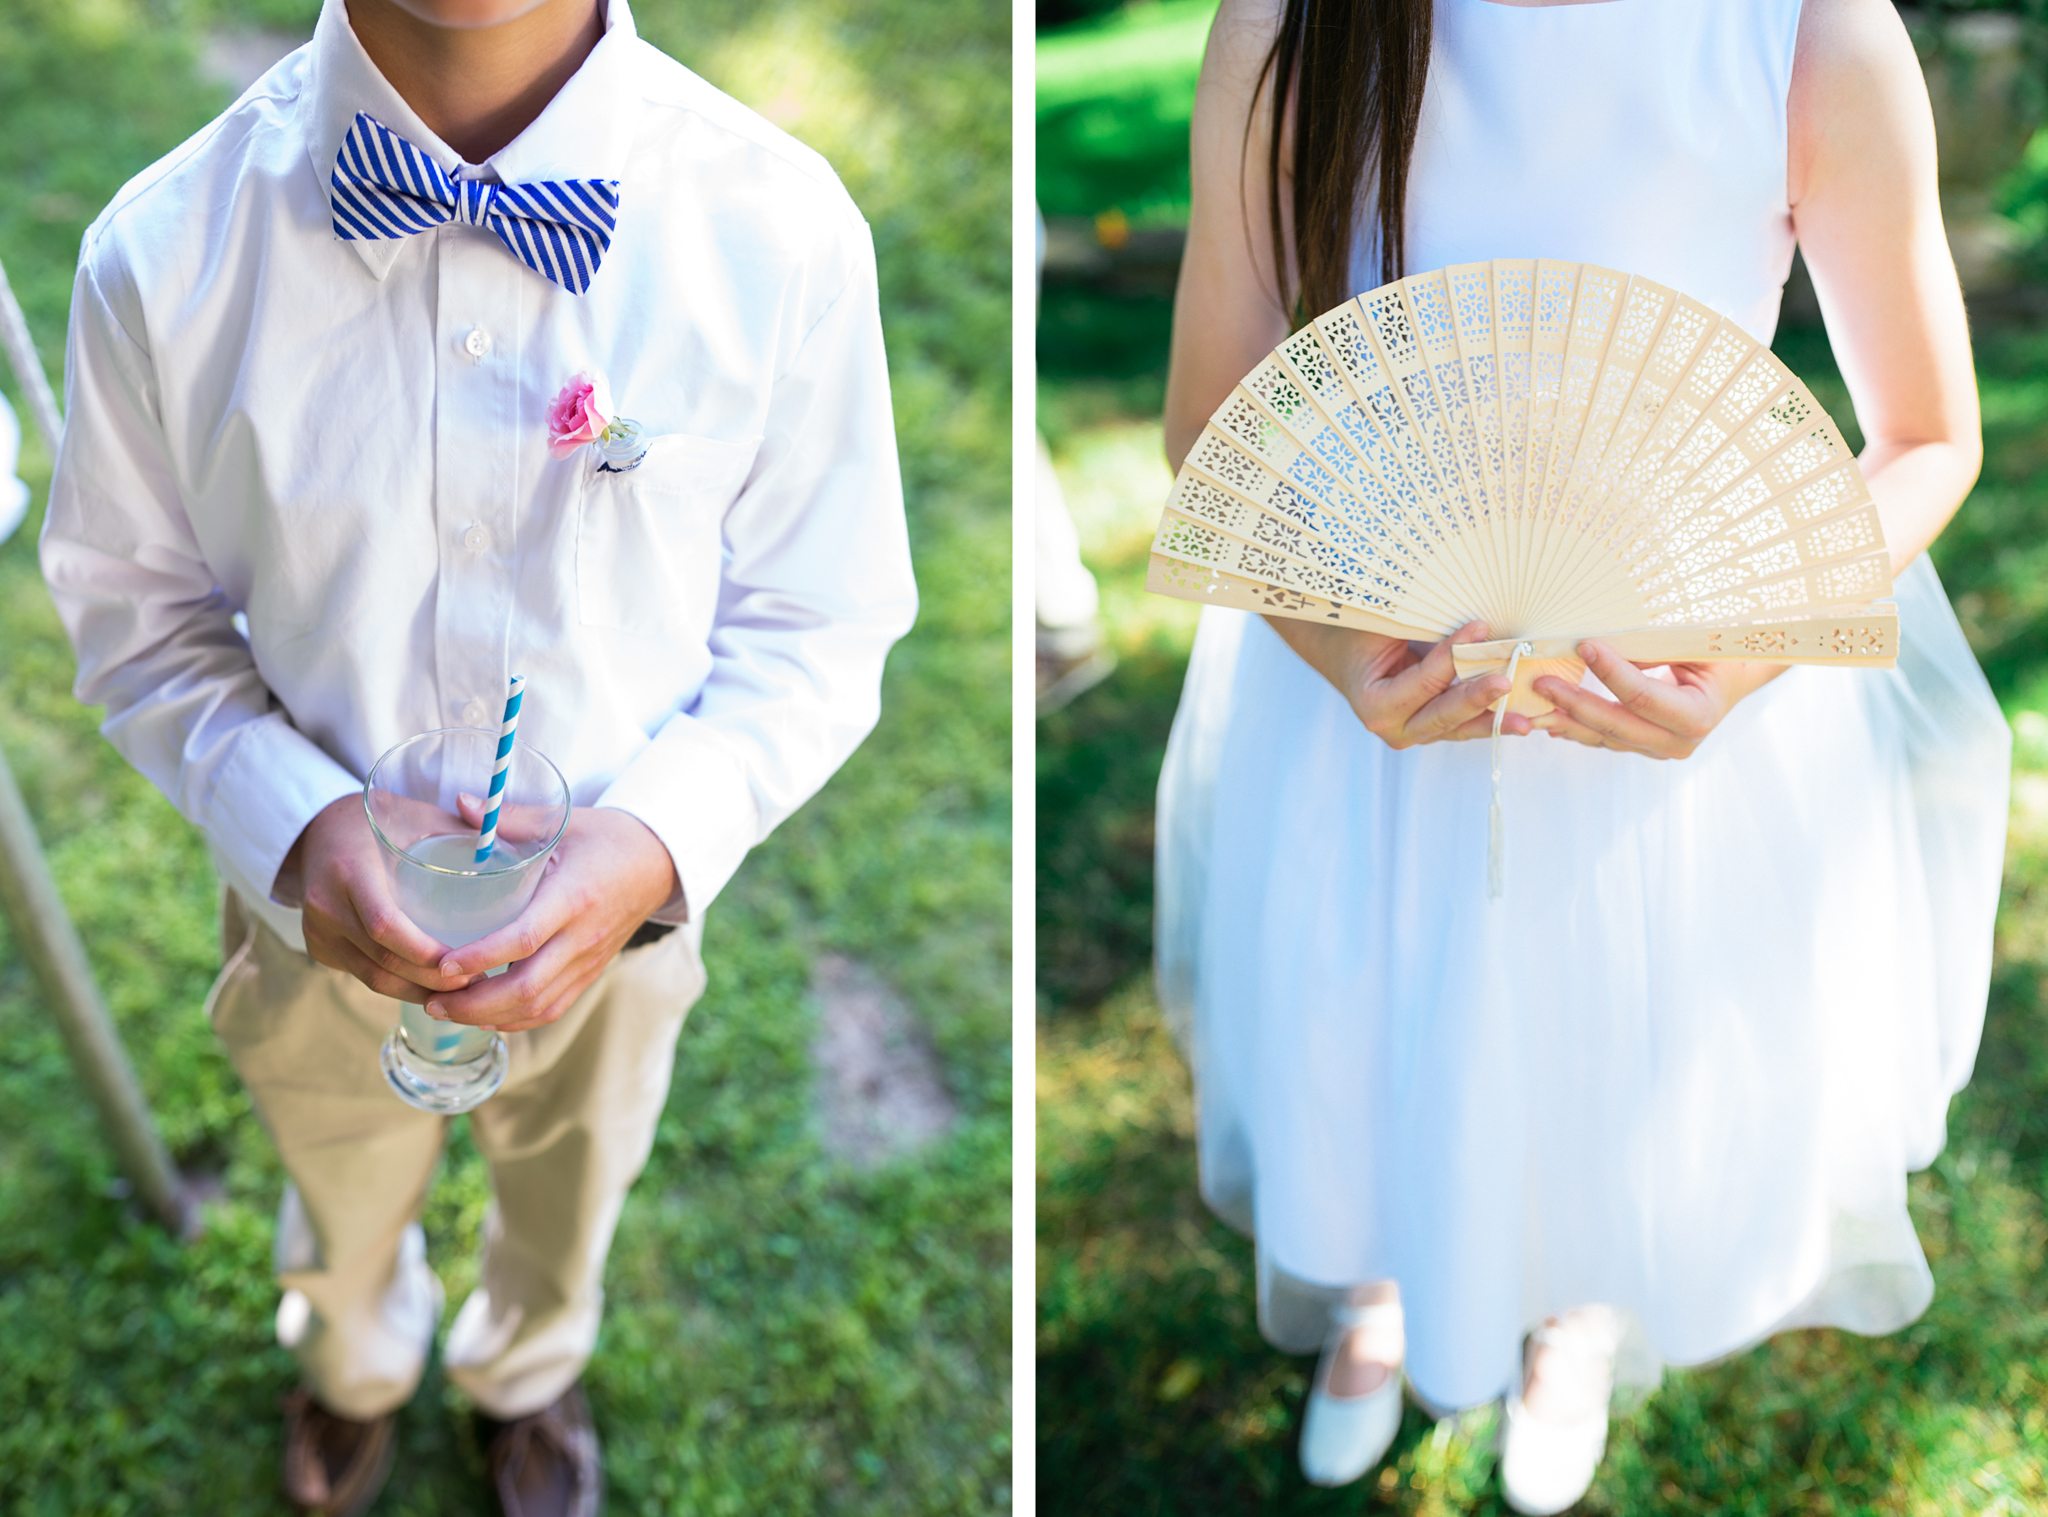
top-left (547, 371), bottom-right (649, 472)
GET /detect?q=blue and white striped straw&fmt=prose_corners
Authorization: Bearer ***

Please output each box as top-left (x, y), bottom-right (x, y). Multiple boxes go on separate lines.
top-left (474, 673), bottom-right (525, 864)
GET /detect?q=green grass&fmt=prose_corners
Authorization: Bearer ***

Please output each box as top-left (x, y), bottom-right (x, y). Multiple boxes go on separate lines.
top-left (0, 0), bottom-right (1009, 1511)
top-left (1037, 299), bottom-right (2048, 1509)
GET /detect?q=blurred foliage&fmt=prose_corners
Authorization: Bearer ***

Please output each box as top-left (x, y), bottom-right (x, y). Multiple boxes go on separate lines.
top-left (1910, 0), bottom-right (2048, 15)
top-left (0, 0), bottom-right (1009, 1511)
top-left (1036, 284), bottom-right (1177, 387)
top-left (1998, 126), bottom-right (2048, 283)
top-left (178, 0), bottom-right (322, 28)
top-left (1037, 0), bottom-right (1127, 33)
top-left (1034, 4), bottom-right (1210, 403)
top-left (1776, 321), bottom-right (2048, 711)
top-left (1035, 0), bottom-right (1214, 225)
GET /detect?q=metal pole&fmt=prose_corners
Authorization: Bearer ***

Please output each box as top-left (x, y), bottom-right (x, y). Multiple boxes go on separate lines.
top-left (0, 253), bottom-right (196, 1238)
top-left (0, 257), bottom-right (61, 459)
top-left (0, 759), bottom-right (196, 1236)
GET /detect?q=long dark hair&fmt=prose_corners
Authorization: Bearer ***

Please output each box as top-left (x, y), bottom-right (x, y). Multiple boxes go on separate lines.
top-left (1253, 0), bottom-right (1434, 326)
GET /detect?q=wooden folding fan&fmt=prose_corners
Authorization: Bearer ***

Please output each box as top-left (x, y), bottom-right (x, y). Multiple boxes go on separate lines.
top-left (1147, 259), bottom-right (1898, 715)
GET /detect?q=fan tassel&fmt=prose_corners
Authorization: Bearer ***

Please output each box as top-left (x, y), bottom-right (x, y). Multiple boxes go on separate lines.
top-left (1488, 641), bottom-right (1533, 899)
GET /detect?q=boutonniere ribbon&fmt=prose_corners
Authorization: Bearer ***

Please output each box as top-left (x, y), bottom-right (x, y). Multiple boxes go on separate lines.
top-left (547, 371), bottom-right (649, 472)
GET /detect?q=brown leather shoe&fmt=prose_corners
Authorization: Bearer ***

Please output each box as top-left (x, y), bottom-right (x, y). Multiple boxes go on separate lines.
top-left (485, 1382), bottom-right (603, 1517)
top-left (281, 1388), bottom-right (398, 1516)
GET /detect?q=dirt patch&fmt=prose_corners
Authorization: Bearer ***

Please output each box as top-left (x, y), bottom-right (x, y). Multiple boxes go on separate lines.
top-left (810, 952), bottom-right (955, 1168)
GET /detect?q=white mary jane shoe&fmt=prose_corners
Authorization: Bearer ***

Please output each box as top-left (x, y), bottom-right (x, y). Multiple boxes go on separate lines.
top-left (1498, 1312), bottom-right (1618, 1515)
top-left (1298, 1300), bottom-right (1405, 1487)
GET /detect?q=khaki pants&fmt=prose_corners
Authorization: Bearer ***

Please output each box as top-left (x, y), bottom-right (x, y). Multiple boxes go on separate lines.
top-left (207, 891), bottom-right (706, 1420)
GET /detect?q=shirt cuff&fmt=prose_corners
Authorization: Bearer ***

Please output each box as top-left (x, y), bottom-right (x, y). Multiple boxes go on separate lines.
top-left (199, 711), bottom-right (365, 910)
top-left (596, 717), bottom-right (761, 923)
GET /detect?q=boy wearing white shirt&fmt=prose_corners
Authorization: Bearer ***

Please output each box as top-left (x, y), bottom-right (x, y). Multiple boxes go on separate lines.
top-left (40, 0), bottom-right (917, 1512)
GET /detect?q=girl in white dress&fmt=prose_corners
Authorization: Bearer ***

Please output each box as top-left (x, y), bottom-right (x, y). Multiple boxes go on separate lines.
top-left (1155, 0), bottom-right (2010, 1507)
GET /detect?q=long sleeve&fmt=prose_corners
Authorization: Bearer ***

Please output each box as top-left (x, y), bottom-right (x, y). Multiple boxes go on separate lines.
top-left (596, 219), bottom-right (917, 917)
top-left (37, 18), bottom-right (918, 943)
top-left (40, 247), bottom-right (363, 915)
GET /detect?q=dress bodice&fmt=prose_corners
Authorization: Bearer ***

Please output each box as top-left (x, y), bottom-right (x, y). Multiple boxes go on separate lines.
top-left (1353, 0), bottom-right (1803, 342)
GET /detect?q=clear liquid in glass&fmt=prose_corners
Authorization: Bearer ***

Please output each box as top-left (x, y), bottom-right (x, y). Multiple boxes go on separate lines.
top-left (392, 831), bottom-right (544, 1067)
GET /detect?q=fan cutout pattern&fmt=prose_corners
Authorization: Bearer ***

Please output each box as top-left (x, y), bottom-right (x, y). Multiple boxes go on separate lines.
top-left (1147, 259), bottom-right (1898, 712)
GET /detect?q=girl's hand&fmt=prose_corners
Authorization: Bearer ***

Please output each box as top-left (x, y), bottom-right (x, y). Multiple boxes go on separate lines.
top-left (1530, 640), bottom-right (1787, 760)
top-left (1274, 618), bottom-right (1535, 750)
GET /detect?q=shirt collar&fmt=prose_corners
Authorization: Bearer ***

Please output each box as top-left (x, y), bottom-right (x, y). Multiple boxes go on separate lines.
top-left (304, 0), bottom-right (642, 281)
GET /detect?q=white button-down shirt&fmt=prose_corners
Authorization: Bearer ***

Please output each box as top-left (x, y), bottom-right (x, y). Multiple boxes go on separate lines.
top-left (41, 0), bottom-right (916, 952)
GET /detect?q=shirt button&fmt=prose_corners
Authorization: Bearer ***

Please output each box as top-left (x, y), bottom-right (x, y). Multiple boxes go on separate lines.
top-left (463, 522), bottom-right (490, 553)
top-left (463, 327), bottom-right (492, 359)
top-left (462, 698), bottom-right (490, 727)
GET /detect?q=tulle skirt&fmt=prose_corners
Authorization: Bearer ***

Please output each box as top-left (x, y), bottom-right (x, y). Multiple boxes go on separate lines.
top-left (1154, 555), bottom-right (2010, 1411)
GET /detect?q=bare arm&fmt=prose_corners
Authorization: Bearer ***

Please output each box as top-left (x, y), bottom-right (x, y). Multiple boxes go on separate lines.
top-left (1162, 0), bottom-right (1522, 743)
top-left (1788, 0), bottom-right (1980, 575)
top-left (1163, 0), bottom-right (1292, 473)
top-left (1534, 0), bottom-right (1977, 757)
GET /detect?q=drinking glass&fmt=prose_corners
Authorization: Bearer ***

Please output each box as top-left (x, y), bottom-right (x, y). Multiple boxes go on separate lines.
top-left (365, 728), bottom-right (571, 1113)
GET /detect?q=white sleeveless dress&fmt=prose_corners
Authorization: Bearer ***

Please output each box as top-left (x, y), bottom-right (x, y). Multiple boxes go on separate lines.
top-left (1155, 0), bottom-right (2012, 1412)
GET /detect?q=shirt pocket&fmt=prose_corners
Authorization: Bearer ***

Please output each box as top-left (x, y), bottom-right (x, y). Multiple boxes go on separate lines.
top-left (576, 432), bottom-right (761, 634)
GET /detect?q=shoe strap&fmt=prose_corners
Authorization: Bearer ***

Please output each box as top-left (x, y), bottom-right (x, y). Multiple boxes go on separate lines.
top-left (1329, 1300), bottom-right (1403, 1332)
top-left (1528, 1306), bottom-right (1622, 1359)
top-left (1524, 1308), bottom-right (1621, 1415)
top-left (1504, 1384), bottom-right (1610, 1438)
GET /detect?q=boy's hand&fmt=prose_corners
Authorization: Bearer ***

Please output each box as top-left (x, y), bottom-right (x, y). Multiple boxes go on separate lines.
top-left (286, 793), bottom-right (478, 1002)
top-left (423, 807), bottom-right (680, 1033)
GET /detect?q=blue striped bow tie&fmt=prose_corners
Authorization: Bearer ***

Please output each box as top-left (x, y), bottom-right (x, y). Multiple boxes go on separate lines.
top-left (330, 112), bottom-right (620, 295)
